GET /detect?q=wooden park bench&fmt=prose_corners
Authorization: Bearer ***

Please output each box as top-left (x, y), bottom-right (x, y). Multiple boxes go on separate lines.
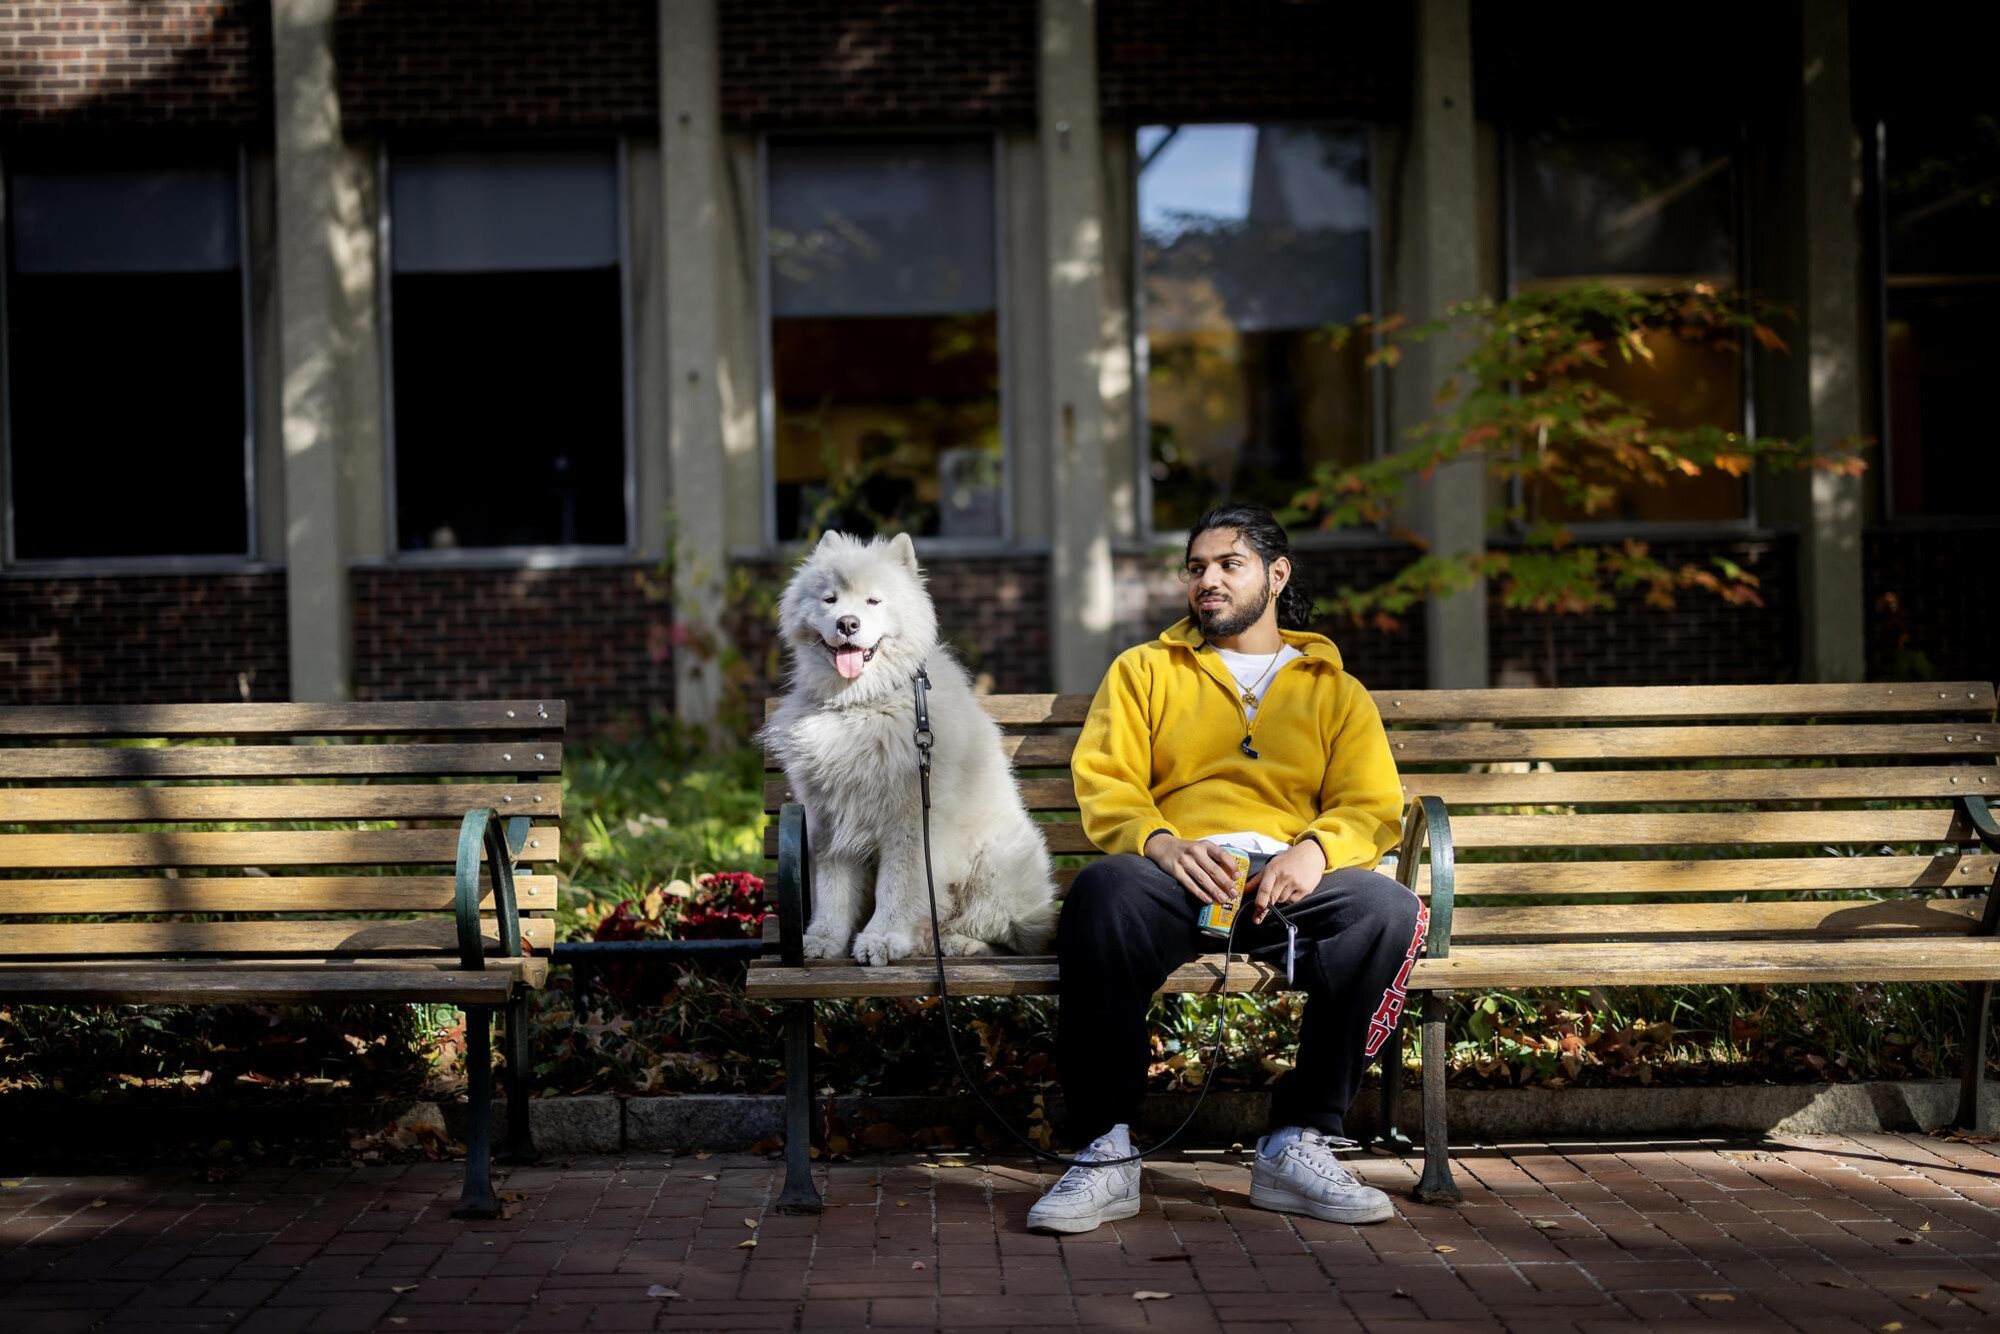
top-left (749, 682), bottom-right (2000, 1213)
top-left (0, 701), bottom-right (564, 1218)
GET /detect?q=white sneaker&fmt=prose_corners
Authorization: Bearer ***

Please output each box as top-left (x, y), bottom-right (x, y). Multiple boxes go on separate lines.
top-left (1025, 1130), bottom-right (1141, 1234)
top-left (1250, 1129), bottom-right (1394, 1224)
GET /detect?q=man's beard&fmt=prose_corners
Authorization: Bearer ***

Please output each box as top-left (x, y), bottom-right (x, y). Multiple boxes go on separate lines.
top-left (1194, 582), bottom-right (1271, 639)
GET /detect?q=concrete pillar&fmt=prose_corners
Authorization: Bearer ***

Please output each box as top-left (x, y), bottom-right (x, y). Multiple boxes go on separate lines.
top-left (271, 0), bottom-right (351, 701)
top-left (1039, 0), bottom-right (1118, 691)
top-left (1792, 0), bottom-right (1866, 681)
top-left (1399, 0), bottom-right (1488, 688)
top-left (659, 0), bottom-right (728, 730)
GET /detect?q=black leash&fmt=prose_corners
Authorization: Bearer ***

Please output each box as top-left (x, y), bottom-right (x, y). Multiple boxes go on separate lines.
top-left (910, 667), bottom-right (1247, 1170)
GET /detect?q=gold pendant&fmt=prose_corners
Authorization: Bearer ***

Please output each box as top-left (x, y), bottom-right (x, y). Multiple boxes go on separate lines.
top-left (1241, 690), bottom-right (1258, 708)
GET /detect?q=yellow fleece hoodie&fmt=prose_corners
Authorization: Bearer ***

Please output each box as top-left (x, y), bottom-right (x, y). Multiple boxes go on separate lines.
top-left (1072, 617), bottom-right (1403, 871)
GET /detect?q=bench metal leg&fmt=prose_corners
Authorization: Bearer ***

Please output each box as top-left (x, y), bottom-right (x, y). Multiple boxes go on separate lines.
top-left (1372, 1019), bottom-right (1413, 1153)
top-left (1413, 990), bottom-right (1462, 1205)
top-left (1957, 980), bottom-right (1993, 1130)
top-left (453, 1006), bottom-right (501, 1219)
top-left (776, 999), bottom-right (822, 1214)
top-left (501, 991), bottom-right (540, 1163)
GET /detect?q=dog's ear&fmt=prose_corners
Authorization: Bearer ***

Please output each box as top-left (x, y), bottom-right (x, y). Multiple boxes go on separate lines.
top-left (814, 530), bottom-right (845, 554)
top-left (888, 533), bottom-right (919, 571)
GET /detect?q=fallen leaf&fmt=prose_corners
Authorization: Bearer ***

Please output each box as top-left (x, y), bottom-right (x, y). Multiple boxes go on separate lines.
top-left (1909, 1292), bottom-right (1931, 1300)
top-left (1881, 1324), bottom-right (1904, 1333)
top-left (389, 1320), bottom-right (407, 1326)
top-left (1940, 1282), bottom-right (1983, 1294)
top-left (0, 1180), bottom-right (19, 1189)
top-left (645, 1284), bottom-right (680, 1299)
top-left (911, 1261), bottom-right (926, 1270)
top-left (390, 1284), bottom-right (418, 1294)
top-left (896, 1200), bottom-right (909, 1208)
top-left (694, 1151), bottom-right (711, 1160)
top-left (91, 1198), bottom-right (107, 1208)
top-left (1529, 1220), bottom-right (1561, 1230)
top-left (699, 1173), bottom-right (719, 1181)
top-left (1697, 1294), bottom-right (1735, 1303)
top-left (737, 1239), bottom-right (757, 1250)
top-left (1149, 1253), bottom-right (1193, 1263)
top-left (1919, 1222), bottom-right (1932, 1232)
top-left (742, 1218), bottom-right (758, 1229)
top-left (1433, 1245), bottom-right (1456, 1254)
top-left (1392, 1288), bottom-right (1412, 1300)
top-left (1132, 1291), bottom-right (1173, 1301)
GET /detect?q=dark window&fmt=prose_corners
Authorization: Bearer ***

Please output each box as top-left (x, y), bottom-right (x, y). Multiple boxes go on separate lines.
top-left (5, 166), bottom-right (248, 560)
top-left (767, 138), bottom-right (1003, 542)
top-left (1511, 129), bottom-right (1746, 524)
top-left (389, 149), bottom-right (628, 551)
top-left (1138, 124), bottom-right (1375, 534)
top-left (1882, 113), bottom-right (2000, 519)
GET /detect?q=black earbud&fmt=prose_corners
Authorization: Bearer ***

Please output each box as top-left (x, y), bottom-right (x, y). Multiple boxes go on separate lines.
top-left (1240, 736), bottom-right (1260, 759)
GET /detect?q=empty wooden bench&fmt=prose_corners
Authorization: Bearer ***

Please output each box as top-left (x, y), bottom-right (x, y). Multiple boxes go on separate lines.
top-left (747, 683), bottom-right (2000, 1212)
top-left (0, 701), bottom-right (564, 1218)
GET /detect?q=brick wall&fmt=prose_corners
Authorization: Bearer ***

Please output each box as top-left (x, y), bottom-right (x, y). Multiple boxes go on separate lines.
top-left (0, 572), bottom-right (289, 703)
top-left (334, 0), bottom-right (656, 133)
top-left (1865, 528), bottom-right (2000, 684)
top-left (718, 0), bottom-right (1035, 129)
top-left (729, 553), bottom-right (1052, 720)
top-left (351, 565), bottom-right (673, 741)
top-left (0, 0), bottom-right (265, 129)
top-left (1098, 0), bottom-right (1411, 124)
top-left (1487, 537), bottom-right (1799, 687)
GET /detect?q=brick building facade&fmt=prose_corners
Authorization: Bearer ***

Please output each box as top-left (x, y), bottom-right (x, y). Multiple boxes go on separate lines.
top-left (1, 2), bottom-right (1990, 736)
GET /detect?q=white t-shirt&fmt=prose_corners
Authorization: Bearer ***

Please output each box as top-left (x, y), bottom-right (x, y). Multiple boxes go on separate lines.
top-left (1201, 643), bottom-right (1304, 855)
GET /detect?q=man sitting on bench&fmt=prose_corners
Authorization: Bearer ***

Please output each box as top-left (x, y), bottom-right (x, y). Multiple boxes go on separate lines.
top-left (1027, 503), bottom-right (1425, 1234)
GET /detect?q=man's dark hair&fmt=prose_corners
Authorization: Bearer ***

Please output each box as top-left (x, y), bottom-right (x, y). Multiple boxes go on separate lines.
top-left (1186, 503), bottom-right (1314, 632)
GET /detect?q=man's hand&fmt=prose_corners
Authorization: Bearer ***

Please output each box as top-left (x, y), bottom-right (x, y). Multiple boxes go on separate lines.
top-left (1246, 839), bottom-right (1327, 923)
top-left (1144, 833), bottom-right (1242, 905)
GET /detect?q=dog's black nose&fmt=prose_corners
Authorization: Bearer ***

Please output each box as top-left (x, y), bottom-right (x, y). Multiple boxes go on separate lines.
top-left (836, 615), bottom-right (860, 637)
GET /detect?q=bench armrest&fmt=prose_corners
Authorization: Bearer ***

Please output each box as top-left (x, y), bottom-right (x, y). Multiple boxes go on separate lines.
top-left (776, 803), bottom-right (812, 968)
top-left (1396, 795), bottom-right (1455, 959)
top-left (1961, 795), bottom-right (2000, 853)
top-left (455, 808), bottom-right (528, 971)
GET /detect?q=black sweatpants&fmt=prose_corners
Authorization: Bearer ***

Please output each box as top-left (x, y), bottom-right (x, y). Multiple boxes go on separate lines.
top-left (1055, 852), bottom-right (1427, 1143)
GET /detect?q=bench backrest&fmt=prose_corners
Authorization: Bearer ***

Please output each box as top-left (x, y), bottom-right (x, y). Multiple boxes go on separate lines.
top-left (0, 702), bottom-right (564, 963)
top-left (763, 683), bottom-right (2000, 946)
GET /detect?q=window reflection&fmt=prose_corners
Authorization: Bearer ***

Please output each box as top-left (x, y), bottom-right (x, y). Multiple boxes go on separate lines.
top-left (767, 139), bottom-right (1003, 541)
top-left (1511, 129), bottom-right (1746, 524)
top-left (1138, 124), bottom-right (1375, 533)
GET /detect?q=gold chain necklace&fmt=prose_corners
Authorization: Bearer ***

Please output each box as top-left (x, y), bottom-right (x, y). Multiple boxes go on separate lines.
top-left (1234, 648), bottom-right (1284, 709)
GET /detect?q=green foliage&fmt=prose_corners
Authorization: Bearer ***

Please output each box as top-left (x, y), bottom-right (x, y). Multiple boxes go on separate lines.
top-left (1288, 284), bottom-right (1870, 644)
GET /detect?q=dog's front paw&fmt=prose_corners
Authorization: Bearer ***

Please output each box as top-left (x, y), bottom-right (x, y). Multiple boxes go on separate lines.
top-left (852, 928), bottom-right (914, 966)
top-left (939, 932), bottom-right (995, 957)
top-left (801, 927), bottom-right (851, 959)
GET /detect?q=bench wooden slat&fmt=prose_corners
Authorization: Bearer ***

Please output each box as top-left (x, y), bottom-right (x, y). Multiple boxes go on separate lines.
top-left (760, 684), bottom-right (1995, 731)
top-left (0, 875), bottom-right (559, 914)
top-left (1390, 724), bottom-right (1996, 764)
top-left (1445, 809), bottom-right (1983, 848)
top-left (744, 933), bottom-right (2000, 1000)
top-left (0, 701), bottom-right (566, 738)
top-left (762, 806), bottom-right (1987, 859)
top-left (1372, 683), bottom-right (1996, 723)
top-left (1433, 855), bottom-right (1998, 896)
top-left (1449, 897), bottom-right (1984, 940)
top-left (766, 768), bottom-right (2000, 813)
top-left (0, 828), bottom-right (560, 870)
top-left (0, 744), bottom-right (563, 781)
top-left (0, 917), bottom-right (557, 957)
top-left (0, 784), bottom-right (563, 823)
top-left (0, 964), bottom-right (530, 1005)
top-left (1401, 767), bottom-right (2000, 807)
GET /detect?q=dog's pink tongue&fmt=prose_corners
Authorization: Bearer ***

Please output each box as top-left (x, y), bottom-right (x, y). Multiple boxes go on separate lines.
top-left (834, 646), bottom-right (867, 680)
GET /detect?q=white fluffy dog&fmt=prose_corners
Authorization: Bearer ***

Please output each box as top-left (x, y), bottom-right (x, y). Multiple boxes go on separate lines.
top-left (761, 531), bottom-right (1058, 965)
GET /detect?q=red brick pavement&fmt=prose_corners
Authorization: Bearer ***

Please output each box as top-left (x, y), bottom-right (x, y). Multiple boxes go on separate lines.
top-left (3, 1134), bottom-right (1999, 1331)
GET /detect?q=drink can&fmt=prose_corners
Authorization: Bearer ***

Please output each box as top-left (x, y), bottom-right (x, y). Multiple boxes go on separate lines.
top-left (1196, 845), bottom-right (1252, 938)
